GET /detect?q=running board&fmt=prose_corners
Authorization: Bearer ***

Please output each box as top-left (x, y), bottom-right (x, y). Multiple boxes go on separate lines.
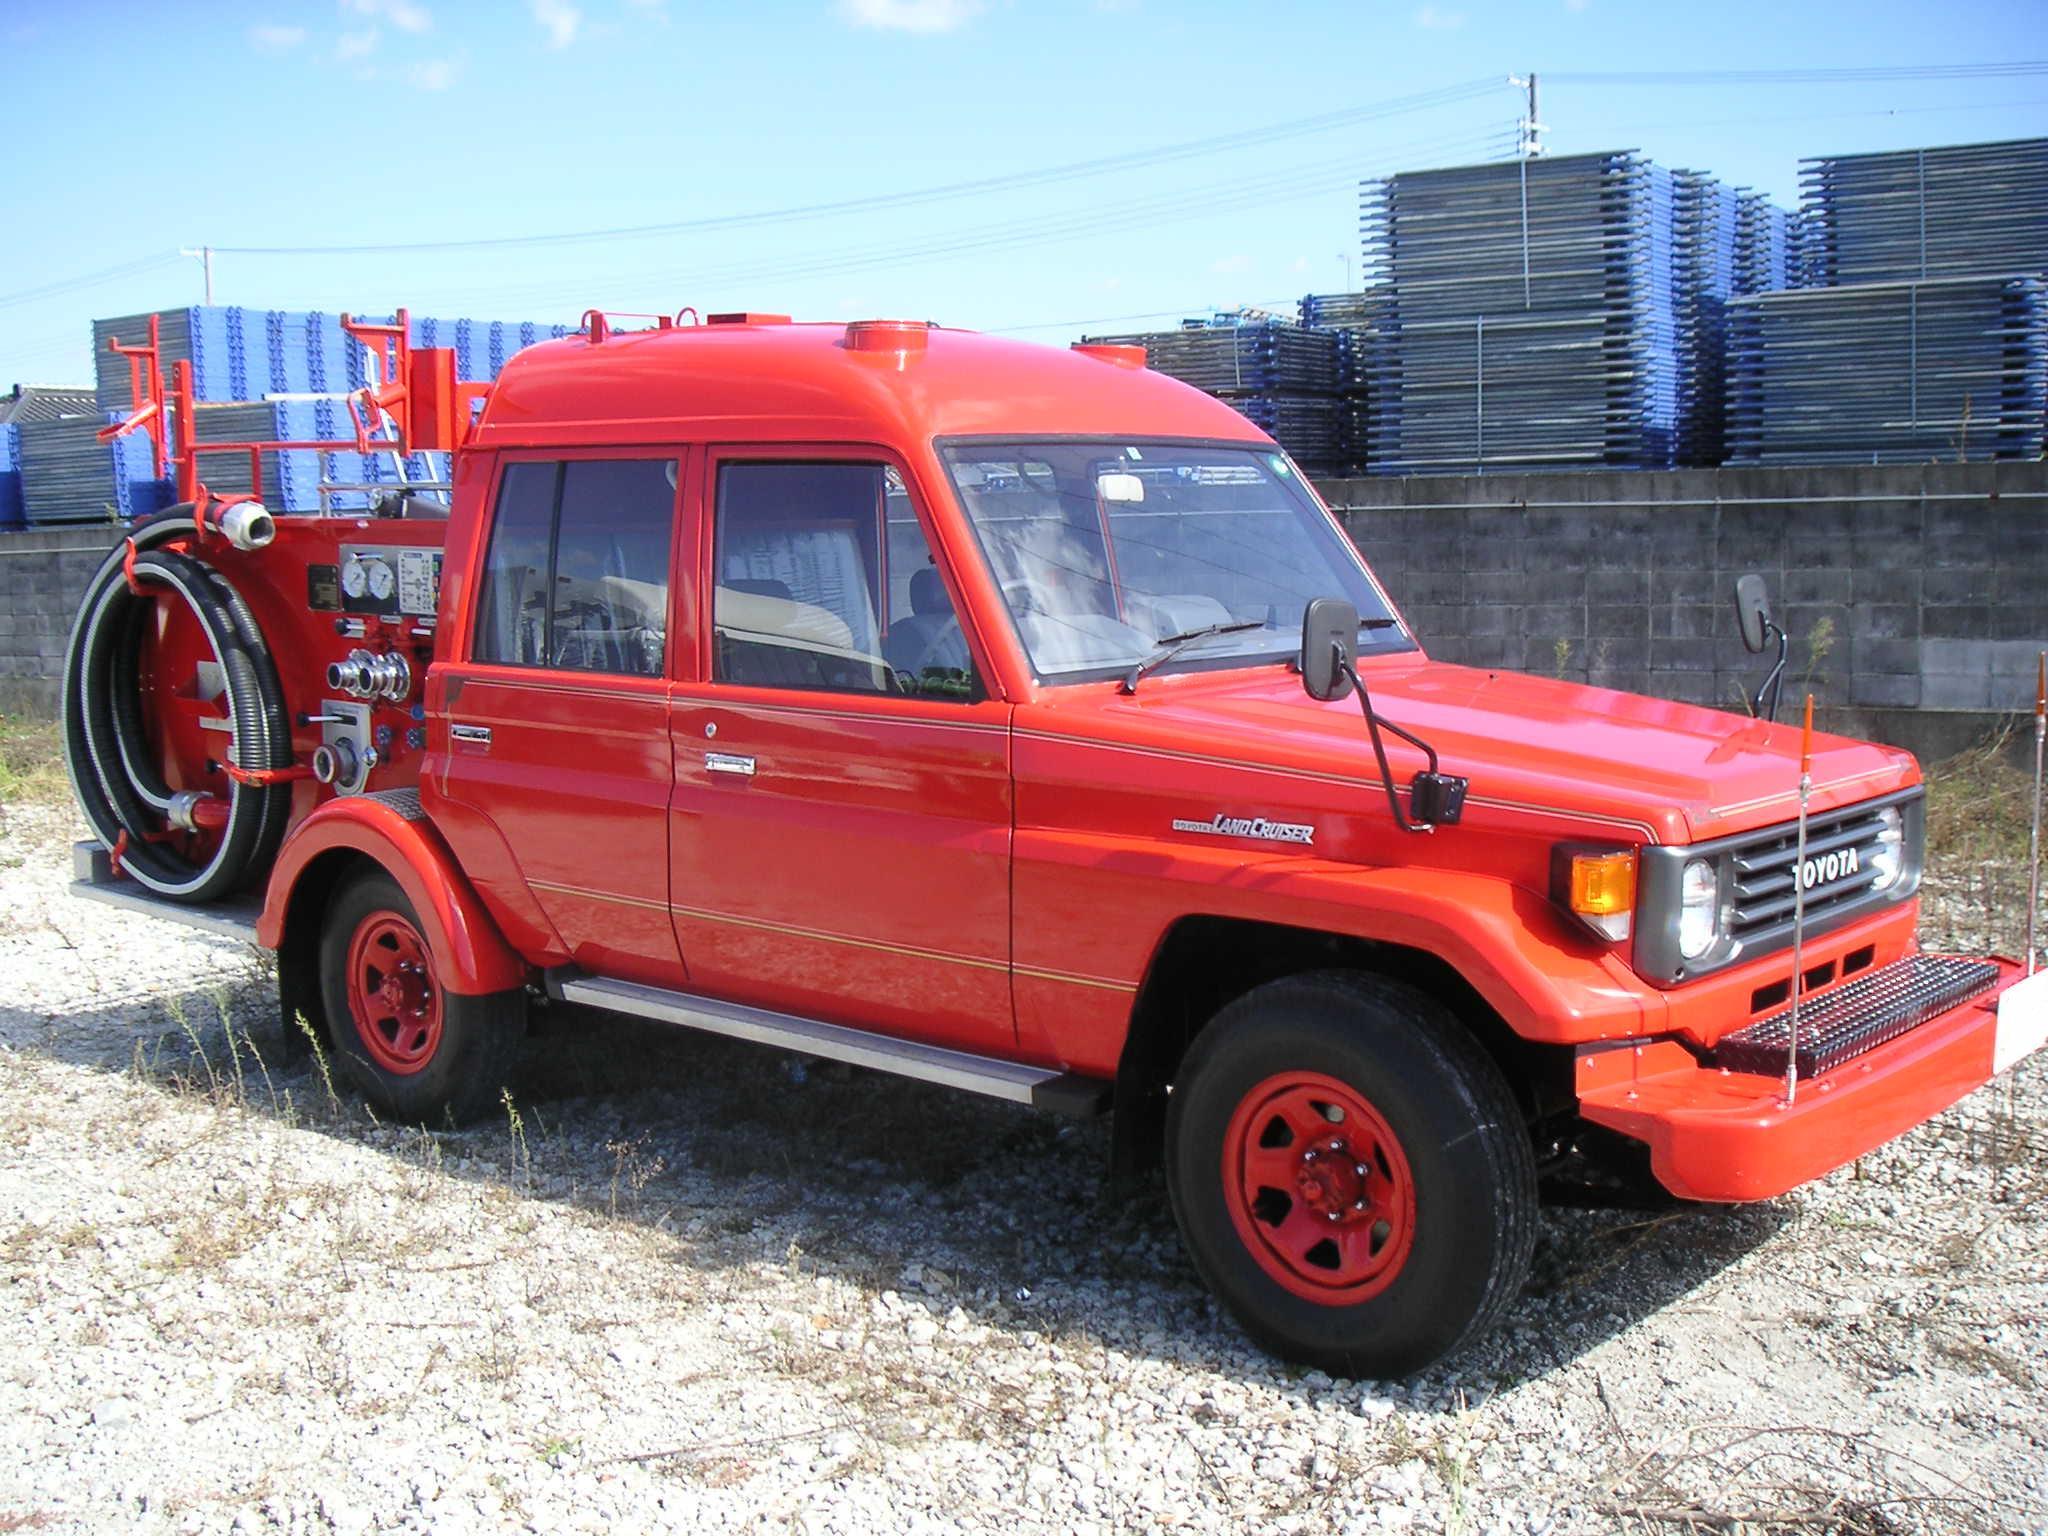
top-left (67, 840), bottom-right (262, 944)
top-left (551, 972), bottom-right (1109, 1117)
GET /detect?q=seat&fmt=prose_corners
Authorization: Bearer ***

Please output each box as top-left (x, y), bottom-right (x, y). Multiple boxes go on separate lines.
top-left (885, 566), bottom-right (969, 679)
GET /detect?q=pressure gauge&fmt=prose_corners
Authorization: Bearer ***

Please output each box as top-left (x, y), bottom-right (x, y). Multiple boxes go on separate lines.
top-left (364, 559), bottom-right (396, 602)
top-left (340, 555), bottom-right (368, 600)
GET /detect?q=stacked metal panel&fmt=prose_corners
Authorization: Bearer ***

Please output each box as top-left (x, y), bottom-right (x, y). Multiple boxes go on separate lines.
top-left (1360, 151), bottom-right (1683, 473)
top-left (1733, 194), bottom-right (1797, 296)
top-left (0, 423), bottom-right (22, 529)
top-left (1724, 275), bottom-right (2048, 464)
top-left (1081, 319), bottom-right (1345, 473)
top-left (1799, 137), bottom-right (2048, 285)
top-left (1298, 289), bottom-right (1388, 474)
top-left (1674, 172), bottom-right (1740, 466)
top-left (17, 415), bottom-right (127, 525)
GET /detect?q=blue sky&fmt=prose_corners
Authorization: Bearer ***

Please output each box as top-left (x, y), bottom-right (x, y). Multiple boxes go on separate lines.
top-left (2, 0), bottom-right (2044, 386)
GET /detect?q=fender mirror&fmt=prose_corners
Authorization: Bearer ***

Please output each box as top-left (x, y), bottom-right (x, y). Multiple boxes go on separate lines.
top-left (1735, 573), bottom-right (1773, 655)
top-left (1300, 597), bottom-right (1359, 701)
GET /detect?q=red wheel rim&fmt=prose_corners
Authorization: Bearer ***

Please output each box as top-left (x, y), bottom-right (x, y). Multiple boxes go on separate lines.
top-left (1220, 1071), bottom-right (1417, 1304)
top-left (344, 910), bottom-right (443, 1076)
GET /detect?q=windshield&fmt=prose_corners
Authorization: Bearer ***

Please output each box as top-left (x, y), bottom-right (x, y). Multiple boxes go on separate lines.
top-left (941, 440), bottom-right (1410, 683)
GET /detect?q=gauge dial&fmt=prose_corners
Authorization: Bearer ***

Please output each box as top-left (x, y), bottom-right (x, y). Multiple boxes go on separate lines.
top-left (364, 559), bottom-right (396, 602)
top-left (340, 555), bottom-right (368, 599)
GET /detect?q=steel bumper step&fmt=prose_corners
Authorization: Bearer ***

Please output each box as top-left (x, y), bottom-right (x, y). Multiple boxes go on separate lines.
top-left (1709, 954), bottom-right (2004, 1080)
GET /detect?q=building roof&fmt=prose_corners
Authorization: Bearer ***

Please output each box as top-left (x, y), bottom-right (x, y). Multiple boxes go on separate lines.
top-left (0, 385), bottom-right (98, 426)
top-left (474, 319), bottom-right (1267, 452)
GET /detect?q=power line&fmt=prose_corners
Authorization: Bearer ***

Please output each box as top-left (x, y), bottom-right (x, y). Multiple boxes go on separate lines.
top-left (205, 78), bottom-right (1503, 257)
top-left (1548, 61), bottom-right (2048, 85)
top-left (0, 254), bottom-right (183, 313)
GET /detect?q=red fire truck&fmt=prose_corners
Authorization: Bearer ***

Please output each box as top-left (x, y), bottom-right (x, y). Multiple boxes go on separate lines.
top-left (66, 310), bottom-right (2047, 1377)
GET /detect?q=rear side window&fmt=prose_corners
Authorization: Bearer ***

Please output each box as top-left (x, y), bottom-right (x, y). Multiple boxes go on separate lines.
top-left (474, 458), bottom-right (676, 675)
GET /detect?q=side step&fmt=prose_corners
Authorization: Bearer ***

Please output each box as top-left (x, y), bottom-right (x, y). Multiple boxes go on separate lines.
top-left (551, 972), bottom-right (1110, 1117)
top-left (67, 840), bottom-right (262, 944)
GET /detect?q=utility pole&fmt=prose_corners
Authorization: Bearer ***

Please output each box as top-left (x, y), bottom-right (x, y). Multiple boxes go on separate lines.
top-left (1509, 73), bottom-right (1544, 158)
top-left (179, 246), bottom-right (214, 305)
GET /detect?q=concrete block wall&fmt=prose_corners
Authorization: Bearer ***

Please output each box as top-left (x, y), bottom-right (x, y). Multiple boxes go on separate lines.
top-left (0, 524), bottom-right (121, 711)
top-left (1320, 461), bottom-right (2047, 760)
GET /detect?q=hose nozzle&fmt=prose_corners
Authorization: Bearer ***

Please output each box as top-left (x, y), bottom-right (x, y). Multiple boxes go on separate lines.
top-left (216, 502), bottom-right (277, 551)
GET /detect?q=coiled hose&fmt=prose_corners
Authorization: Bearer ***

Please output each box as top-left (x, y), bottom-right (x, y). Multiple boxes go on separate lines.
top-left (62, 508), bottom-right (295, 902)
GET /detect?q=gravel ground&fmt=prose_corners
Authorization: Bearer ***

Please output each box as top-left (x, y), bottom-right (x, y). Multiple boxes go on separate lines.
top-left (1, 796), bottom-right (2044, 1536)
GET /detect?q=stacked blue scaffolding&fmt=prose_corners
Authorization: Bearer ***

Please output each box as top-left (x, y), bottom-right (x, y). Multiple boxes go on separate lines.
top-left (8, 306), bottom-right (573, 523)
top-left (1727, 136), bottom-right (2048, 464)
top-left (1359, 151), bottom-right (1683, 473)
top-left (1298, 289), bottom-right (1388, 474)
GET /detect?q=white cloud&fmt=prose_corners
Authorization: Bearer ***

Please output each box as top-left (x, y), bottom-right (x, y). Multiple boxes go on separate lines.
top-left (341, 0), bottom-right (431, 34)
top-left (1565, 0), bottom-right (1590, 10)
top-left (335, 28), bottom-right (379, 58)
top-left (408, 55), bottom-right (460, 89)
top-left (1413, 3), bottom-right (1465, 27)
top-left (836, 0), bottom-right (985, 34)
top-left (1291, 255), bottom-right (1311, 273)
top-left (249, 23), bottom-right (307, 49)
top-left (1211, 253), bottom-right (1252, 275)
top-left (530, 0), bottom-right (582, 47)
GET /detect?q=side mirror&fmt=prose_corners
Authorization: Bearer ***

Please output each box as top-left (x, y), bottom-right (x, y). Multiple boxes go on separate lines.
top-left (1734, 573), bottom-right (1773, 655)
top-left (1300, 597), bottom-right (1359, 701)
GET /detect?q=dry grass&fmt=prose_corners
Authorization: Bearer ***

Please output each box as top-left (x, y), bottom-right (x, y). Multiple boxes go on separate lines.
top-left (1919, 729), bottom-right (2045, 958)
top-left (0, 712), bottom-right (66, 811)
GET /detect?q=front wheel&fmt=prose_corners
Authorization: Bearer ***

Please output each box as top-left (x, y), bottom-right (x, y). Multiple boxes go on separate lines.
top-left (1166, 971), bottom-right (1536, 1378)
top-left (318, 868), bottom-right (526, 1124)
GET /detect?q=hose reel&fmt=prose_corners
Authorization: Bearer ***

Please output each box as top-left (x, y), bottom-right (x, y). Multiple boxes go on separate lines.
top-left (62, 506), bottom-right (297, 902)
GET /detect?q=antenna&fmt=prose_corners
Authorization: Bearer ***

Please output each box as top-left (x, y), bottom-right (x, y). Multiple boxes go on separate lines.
top-left (1785, 694), bottom-right (1815, 1105)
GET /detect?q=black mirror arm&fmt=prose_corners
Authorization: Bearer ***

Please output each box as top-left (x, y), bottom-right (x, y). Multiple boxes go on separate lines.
top-left (1749, 621), bottom-right (1788, 722)
top-left (1337, 655), bottom-right (1437, 834)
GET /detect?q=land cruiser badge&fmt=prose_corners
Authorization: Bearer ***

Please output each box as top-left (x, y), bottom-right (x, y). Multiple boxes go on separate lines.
top-left (1171, 812), bottom-right (1316, 846)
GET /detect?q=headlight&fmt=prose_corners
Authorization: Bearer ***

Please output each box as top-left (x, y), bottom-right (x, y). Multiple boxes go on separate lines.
top-left (1868, 805), bottom-right (1906, 891)
top-left (1677, 858), bottom-right (1720, 961)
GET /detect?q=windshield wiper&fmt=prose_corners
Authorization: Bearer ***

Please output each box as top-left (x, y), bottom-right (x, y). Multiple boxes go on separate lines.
top-left (1120, 620), bottom-right (1267, 694)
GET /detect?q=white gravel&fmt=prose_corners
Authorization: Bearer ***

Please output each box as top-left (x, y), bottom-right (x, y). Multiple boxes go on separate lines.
top-left (1, 796), bottom-right (2044, 1535)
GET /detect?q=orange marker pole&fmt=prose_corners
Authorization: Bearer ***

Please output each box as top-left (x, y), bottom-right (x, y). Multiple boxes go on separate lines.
top-left (1785, 694), bottom-right (1815, 1106)
top-left (2029, 652), bottom-right (2044, 977)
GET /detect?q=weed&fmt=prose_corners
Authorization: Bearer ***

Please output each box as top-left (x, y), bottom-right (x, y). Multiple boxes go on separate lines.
top-left (606, 1132), bottom-right (667, 1219)
top-left (502, 1088), bottom-right (532, 1191)
top-left (1798, 614), bottom-right (1835, 699)
top-left (1552, 637), bottom-right (1573, 679)
top-left (0, 713), bottom-right (67, 809)
top-left (296, 1012), bottom-right (341, 1115)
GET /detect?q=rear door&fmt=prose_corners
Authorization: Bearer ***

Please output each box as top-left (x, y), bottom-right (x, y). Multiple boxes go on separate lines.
top-left (434, 451), bottom-right (686, 987)
top-left (666, 450), bottom-right (1014, 1052)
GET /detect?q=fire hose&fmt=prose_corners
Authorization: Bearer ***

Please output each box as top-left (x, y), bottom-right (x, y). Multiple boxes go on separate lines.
top-left (61, 504), bottom-right (296, 902)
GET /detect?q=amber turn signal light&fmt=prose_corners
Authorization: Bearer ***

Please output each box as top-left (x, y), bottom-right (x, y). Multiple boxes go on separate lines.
top-left (1566, 850), bottom-right (1636, 942)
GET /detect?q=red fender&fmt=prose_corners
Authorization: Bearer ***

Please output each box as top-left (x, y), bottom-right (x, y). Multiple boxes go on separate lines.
top-left (257, 794), bottom-right (530, 996)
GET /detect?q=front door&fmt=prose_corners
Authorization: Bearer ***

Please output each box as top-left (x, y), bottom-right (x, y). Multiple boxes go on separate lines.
top-left (433, 451), bottom-right (684, 987)
top-left (667, 452), bottom-right (1013, 1052)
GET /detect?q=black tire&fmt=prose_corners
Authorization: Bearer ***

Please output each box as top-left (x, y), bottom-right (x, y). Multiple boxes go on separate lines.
top-left (1165, 970), bottom-right (1536, 1378)
top-left (318, 869), bottom-right (525, 1123)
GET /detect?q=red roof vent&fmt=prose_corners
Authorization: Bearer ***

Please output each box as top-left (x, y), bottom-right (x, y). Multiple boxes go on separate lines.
top-left (843, 319), bottom-right (932, 356)
top-left (706, 312), bottom-right (793, 326)
top-left (1071, 342), bottom-right (1147, 369)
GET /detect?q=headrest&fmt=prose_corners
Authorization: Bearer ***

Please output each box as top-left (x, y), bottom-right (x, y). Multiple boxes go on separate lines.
top-left (909, 565), bottom-right (948, 616)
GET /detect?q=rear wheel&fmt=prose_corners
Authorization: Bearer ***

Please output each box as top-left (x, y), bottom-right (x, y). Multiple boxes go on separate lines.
top-left (1166, 971), bottom-right (1536, 1378)
top-left (319, 869), bottom-right (525, 1123)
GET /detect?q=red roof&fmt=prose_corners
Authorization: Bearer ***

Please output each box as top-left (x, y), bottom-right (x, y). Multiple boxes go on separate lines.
top-left (473, 319), bottom-right (1268, 449)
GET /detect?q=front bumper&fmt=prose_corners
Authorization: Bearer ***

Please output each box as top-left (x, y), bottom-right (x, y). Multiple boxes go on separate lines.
top-left (1576, 954), bottom-right (2041, 1202)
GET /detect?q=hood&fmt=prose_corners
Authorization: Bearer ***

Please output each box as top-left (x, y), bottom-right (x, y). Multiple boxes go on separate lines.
top-left (1039, 657), bottom-right (1919, 846)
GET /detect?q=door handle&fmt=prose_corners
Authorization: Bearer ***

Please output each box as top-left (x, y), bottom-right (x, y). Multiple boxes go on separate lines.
top-left (705, 751), bottom-right (757, 778)
top-left (450, 723), bottom-right (492, 746)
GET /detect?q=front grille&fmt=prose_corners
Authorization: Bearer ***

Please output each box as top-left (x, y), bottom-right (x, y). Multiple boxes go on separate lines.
top-left (1726, 802), bottom-right (1895, 949)
top-left (1710, 954), bottom-right (2000, 1078)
